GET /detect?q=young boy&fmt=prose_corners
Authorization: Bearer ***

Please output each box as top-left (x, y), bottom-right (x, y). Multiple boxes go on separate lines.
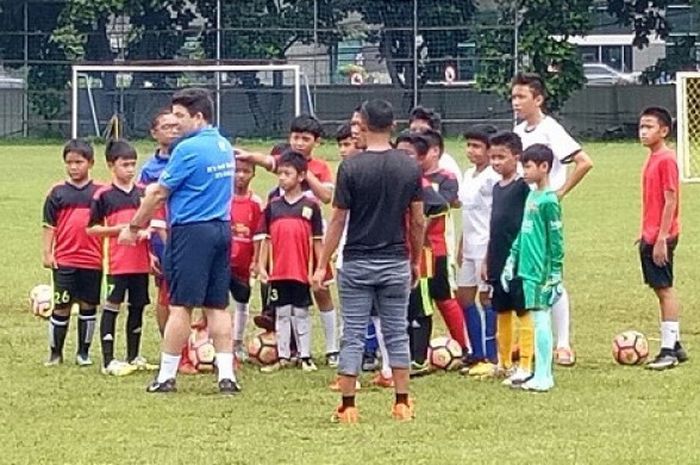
top-left (88, 140), bottom-right (153, 376)
top-left (483, 132), bottom-right (533, 383)
top-left (638, 106), bottom-right (687, 370)
top-left (256, 151), bottom-right (324, 373)
top-left (230, 159), bottom-right (263, 362)
top-left (457, 124), bottom-right (500, 376)
top-left (42, 139), bottom-right (103, 367)
top-left (512, 73), bottom-right (593, 366)
top-left (501, 144), bottom-right (564, 392)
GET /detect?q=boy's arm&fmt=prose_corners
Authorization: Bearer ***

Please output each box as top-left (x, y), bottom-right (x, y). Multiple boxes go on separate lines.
top-left (313, 207), bottom-right (347, 289)
top-left (87, 224), bottom-right (125, 237)
top-left (118, 183), bottom-right (168, 245)
top-left (304, 170), bottom-right (333, 204)
top-left (653, 190), bottom-right (677, 266)
top-left (42, 227), bottom-right (56, 269)
top-left (235, 149), bottom-right (275, 172)
top-left (313, 238), bottom-right (324, 266)
top-left (557, 150), bottom-right (593, 200)
top-left (257, 238), bottom-right (269, 283)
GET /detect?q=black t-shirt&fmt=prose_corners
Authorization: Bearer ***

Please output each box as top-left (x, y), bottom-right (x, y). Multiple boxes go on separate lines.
top-left (334, 149), bottom-right (423, 261)
top-left (486, 177), bottom-right (531, 282)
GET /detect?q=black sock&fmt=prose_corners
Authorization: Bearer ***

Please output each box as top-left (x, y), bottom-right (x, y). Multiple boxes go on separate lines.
top-left (49, 313), bottom-right (70, 358)
top-left (395, 393), bottom-right (409, 405)
top-left (100, 308), bottom-right (118, 368)
top-left (341, 395), bottom-right (355, 409)
top-left (77, 308), bottom-right (97, 357)
top-left (126, 305), bottom-right (144, 362)
top-left (410, 316), bottom-right (432, 365)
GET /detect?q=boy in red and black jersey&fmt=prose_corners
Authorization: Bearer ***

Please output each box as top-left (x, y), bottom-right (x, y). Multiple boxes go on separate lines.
top-left (42, 139), bottom-right (103, 367)
top-left (256, 151), bottom-right (324, 373)
top-left (88, 140), bottom-right (153, 376)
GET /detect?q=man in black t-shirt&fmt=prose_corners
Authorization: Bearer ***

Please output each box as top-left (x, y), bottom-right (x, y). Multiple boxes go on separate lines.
top-left (313, 99), bottom-right (425, 424)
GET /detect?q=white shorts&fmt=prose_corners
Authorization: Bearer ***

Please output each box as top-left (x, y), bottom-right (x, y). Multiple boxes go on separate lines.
top-left (457, 258), bottom-right (489, 291)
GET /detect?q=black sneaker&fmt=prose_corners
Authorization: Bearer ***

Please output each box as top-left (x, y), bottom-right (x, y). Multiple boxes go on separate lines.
top-left (146, 378), bottom-right (177, 393)
top-left (674, 342), bottom-right (689, 363)
top-left (218, 379), bottom-right (242, 395)
top-left (325, 352), bottom-right (339, 368)
top-left (646, 350), bottom-right (679, 371)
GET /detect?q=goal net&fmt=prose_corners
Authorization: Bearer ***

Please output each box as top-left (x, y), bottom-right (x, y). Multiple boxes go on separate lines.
top-left (71, 63), bottom-right (313, 140)
top-left (676, 72), bottom-right (700, 183)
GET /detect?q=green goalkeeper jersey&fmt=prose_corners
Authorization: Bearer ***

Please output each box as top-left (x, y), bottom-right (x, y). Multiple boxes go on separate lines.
top-left (510, 189), bottom-right (564, 283)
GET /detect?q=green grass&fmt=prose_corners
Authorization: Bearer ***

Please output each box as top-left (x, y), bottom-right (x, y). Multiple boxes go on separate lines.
top-left (2, 140), bottom-right (700, 465)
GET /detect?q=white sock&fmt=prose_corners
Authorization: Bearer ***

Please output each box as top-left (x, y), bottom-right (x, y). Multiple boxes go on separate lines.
top-left (294, 306), bottom-right (312, 358)
top-left (551, 286), bottom-right (571, 349)
top-left (276, 305), bottom-right (292, 360)
top-left (233, 301), bottom-right (248, 343)
top-left (372, 316), bottom-right (392, 379)
top-left (661, 321), bottom-right (679, 350)
top-left (157, 352), bottom-right (180, 383)
top-left (320, 309), bottom-right (338, 354)
top-left (216, 352), bottom-right (235, 381)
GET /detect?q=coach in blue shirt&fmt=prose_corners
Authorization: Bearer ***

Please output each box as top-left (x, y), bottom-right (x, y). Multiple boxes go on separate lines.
top-left (119, 88), bottom-right (239, 395)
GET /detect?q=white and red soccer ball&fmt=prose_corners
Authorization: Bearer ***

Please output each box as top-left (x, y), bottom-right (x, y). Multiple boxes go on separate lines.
top-left (428, 336), bottom-right (463, 371)
top-left (612, 330), bottom-right (649, 365)
top-left (247, 331), bottom-right (279, 366)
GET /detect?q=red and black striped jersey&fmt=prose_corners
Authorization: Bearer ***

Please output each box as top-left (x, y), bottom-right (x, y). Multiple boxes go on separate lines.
top-left (89, 183), bottom-right (150, 275)
top-left (422, 176), bottom-right (450, 257)
top-left (425, 169), bottom-right (460, 206)
top-left (268, 156), bottom-right (334, 200)
top-left (256, 195), bottom-right (323, 284)
top-left (43, 180), bottom-right (103, 270)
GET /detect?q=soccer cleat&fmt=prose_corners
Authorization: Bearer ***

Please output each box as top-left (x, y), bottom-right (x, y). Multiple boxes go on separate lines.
top-left (260, 359), bottom-right (291, 373)
top-left (328, 376), bottom-right (362, 392)
top-left (253, 314), bottom-right (275, 332)
top-left (101, 359), bottom-right (139, 377)
top-left (410, 361), bottom-right (431, 378)
top-left (218, 378), bottom-right (242, 395)
top-left (675, 342), bottom-right (689, 363)
top-left (518, 378), bottom-right (554, 392)
top-left (391, 400), bottom-right (415, 422)
top-left (331, 406), bottom-right (359, 424)
top-left (129, 356), bottom-right (159, 371)
top-left (75, 354), bottom-right (93, 367)
top-left (146, 378), bottom-right (177, 393)
top-left (646, 351), bottom-right (679, 371)
top-left (362, 352), bottom-right (379, 372)
top-left (234, 345), bottom-right (249, 363)
top-left (326, 352), bottom-right (340, 368)
top-left (554, 347), bottom-right (576, 367)
top-left (468, 362), bottom-right (499, 379)
top-left (502, 367), bottom-right (533, 387)
top-left (44, 354), bottom-right (63, 367)
top-left (371, 373), bottom-right (394, 388)
top-left (301, 358), bottom-right (318, 373)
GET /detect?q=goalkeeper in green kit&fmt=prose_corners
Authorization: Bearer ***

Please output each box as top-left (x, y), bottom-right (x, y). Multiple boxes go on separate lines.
top-left (501, 144), bottom-right (563, 392)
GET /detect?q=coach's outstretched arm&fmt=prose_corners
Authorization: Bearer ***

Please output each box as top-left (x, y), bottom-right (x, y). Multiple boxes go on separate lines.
top-left (558, 150), bottom-right (593, 200)
top-left (118, 183), bottom-right (168, 245)
top-left (312, 207), bottom-right (347, 292)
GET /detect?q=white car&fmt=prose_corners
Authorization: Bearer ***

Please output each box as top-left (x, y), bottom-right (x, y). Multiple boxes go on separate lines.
top-left (583, 63), bottom-right (640, 86)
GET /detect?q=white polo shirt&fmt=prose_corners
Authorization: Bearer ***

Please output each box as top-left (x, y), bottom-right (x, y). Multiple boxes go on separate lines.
top-left (459, 165), bottom-right (500, 260)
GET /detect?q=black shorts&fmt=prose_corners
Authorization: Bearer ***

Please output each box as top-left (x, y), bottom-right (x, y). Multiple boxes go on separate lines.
top-left (640, 238), bottom-right (678, 289)
top-left (428, 255), bottom-right (453, 301)
top-left (269, 280), bottom-right (312, 308)
top-left (408, 278), bottom-right (434, 320)
top-left (230, 275), bottom-right (251, 304)
top-left (490, 277), bottom-right (526, 313)
top-left (105, 273), bottom-right (150, 307)
top-left (52, 267), bottom-right (102, 308)
top-left (164, 221), bottom-right (231, 309)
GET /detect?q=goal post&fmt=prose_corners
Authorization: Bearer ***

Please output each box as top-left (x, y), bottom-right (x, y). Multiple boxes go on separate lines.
top-left (70, 63), bottom-right (308, 140)
top-left (676, 72), bottom-right (700, 183)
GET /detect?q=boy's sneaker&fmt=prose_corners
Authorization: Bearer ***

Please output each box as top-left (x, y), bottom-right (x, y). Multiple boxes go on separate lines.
top-left (102, 359), bottom-right (138, 377)
top-left (253, 314), bottom-right (275, 332)
top-left (329, 376), bottom-right (362, 392)
top-left (410, 361), bottom-right (431, 378)
top-left (391, 400), bottom-right (415, 422)
top-left (362, 353), bottom-right (379, 372)
top-left (371, 373), bottom-right (394, 388)
top-left (554, 347), bottom-right (576, 367)
top-left (146, 378), bottom-right (177, 393)
top-left (326, 352), bottom-right (340, 368)
top-left (260, 359), bottom-right (291, 373)
top-left (331, 406), bottom-right (359, 424)
top-left (301, 358), bottom-right (318, 372)
top-left (75, 354), bottom-right (93, 367)
top-left (218, 378), bottom-right (242, 395)
top-left (502, 368), bottom-right (533, 387)
top-left (44, 354), bottom-right (63, 367)
top-left (519, 378), bottom-right (554, 392)
top-left (674, 342), bottom-right (689, 363)
top-left (129, 356), bottom-right (159, 371)
top-left (646, 350), bottom-right (679, 371)
top-left (234, 345), bottom-right (249, 363)
top-left (468, 362), bottom-right (498, 378)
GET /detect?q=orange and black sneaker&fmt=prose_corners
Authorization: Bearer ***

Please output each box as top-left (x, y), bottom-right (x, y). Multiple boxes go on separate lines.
top-left (331, 405), bottom-right (359, 424)
top-left (391, 400), bottom-right (415, 422)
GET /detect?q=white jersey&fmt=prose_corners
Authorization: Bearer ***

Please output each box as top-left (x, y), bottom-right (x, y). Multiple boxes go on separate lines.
top-left (439, 152), bottom-right (462, 188)
top-left (459, 165), bottom-right (500, 259)
top-left (514, 115), bottom-right (582, 191)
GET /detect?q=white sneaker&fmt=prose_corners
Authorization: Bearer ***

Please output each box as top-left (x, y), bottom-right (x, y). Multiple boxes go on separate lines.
top-left (301, 358), bottom-right (318, 372)
top-left (102, 359), bottom-right (138, 376)
top-left (502, 367), bottom-right (532, 387)
top-left (75, 354), bottom-right (93, 367)
top-left (129, 356), bottom-right (159, 371)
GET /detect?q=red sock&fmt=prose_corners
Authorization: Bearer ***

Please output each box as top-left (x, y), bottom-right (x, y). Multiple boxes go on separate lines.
top-left (436, 299), bottom-right (467, 348)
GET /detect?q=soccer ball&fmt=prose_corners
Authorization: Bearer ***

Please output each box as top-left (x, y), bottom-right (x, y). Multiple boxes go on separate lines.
top-left (612, 330), bottom-right (649, 365)
top-left (248, 331), bottom-right (278, 366)
top-left (428, 336), bottom-right (463, 371)
top-left (187, 327), bottom-right (216, 372)
top-left (29, 284), bottom-right (53, 319)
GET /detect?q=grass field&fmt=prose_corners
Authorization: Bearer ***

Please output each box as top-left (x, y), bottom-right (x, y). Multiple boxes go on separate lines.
top-left (1, 139), bottom-right (699, 465)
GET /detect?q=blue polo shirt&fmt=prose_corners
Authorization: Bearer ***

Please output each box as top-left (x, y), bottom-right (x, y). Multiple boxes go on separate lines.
top-left (159, 126), bottom-right (234, 226)
top-left (139, 150), bottom-right (170, 185)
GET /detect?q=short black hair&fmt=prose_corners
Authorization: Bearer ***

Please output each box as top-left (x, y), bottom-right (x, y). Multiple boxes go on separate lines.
top-left (150, 108), bottom-right (172, 130)
top-left (360, 99), bottom-right (394, 132)
top-left (335, 123), bottom-right (353, 143)
top-left (489, 131), bottom-right (523, 155)
top-left (105, 139), bottom-right (137, 163)
top-left (464, 124), bottom-right (499, 147)
top-left (641, 106), bottom-right (673, 131)
top-left (395, 131), bottom-right (429, 158)
top-left (522, 143), bottom-right (554, 172)
top-left (278, 150), bottom-right (308, 174)
top-left (171, 88), bottom-right (214, 123)
top-left (290, 114), bottom-right (323, 139)
top-left (512, 72), bottom-right (547, 100)
top-left (62, 139), bottom-right (94, 161)
top-left (270, 142), bottom-right (291, 156)
top-left (409, 106), bottom-right (441, 130)
top-left (418, 127), bottom-right (444, 155)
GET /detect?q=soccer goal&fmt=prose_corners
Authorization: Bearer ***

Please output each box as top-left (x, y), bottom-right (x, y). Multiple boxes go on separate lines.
top-left (70, 63), bottom-right (313, 140)
top-left (676, 72), bottom-right (700, 183)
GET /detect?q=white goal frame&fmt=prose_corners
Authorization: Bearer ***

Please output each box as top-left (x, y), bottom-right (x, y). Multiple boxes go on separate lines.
top-left (71, 63), bottom-right (303, 139)
top-left (675, 71), bottom-right (700, 183)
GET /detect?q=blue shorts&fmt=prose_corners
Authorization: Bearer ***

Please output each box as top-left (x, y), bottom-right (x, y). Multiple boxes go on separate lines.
top-left (164, 220), bottom-right (231, 309)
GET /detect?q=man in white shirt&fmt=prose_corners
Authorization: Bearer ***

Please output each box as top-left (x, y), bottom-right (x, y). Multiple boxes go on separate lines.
top-left (512, 73), bottom-right (593, 366)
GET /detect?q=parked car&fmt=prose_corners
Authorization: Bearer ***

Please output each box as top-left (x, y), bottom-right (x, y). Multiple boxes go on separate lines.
top-left (583, 63), bottom-right (640, 86)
